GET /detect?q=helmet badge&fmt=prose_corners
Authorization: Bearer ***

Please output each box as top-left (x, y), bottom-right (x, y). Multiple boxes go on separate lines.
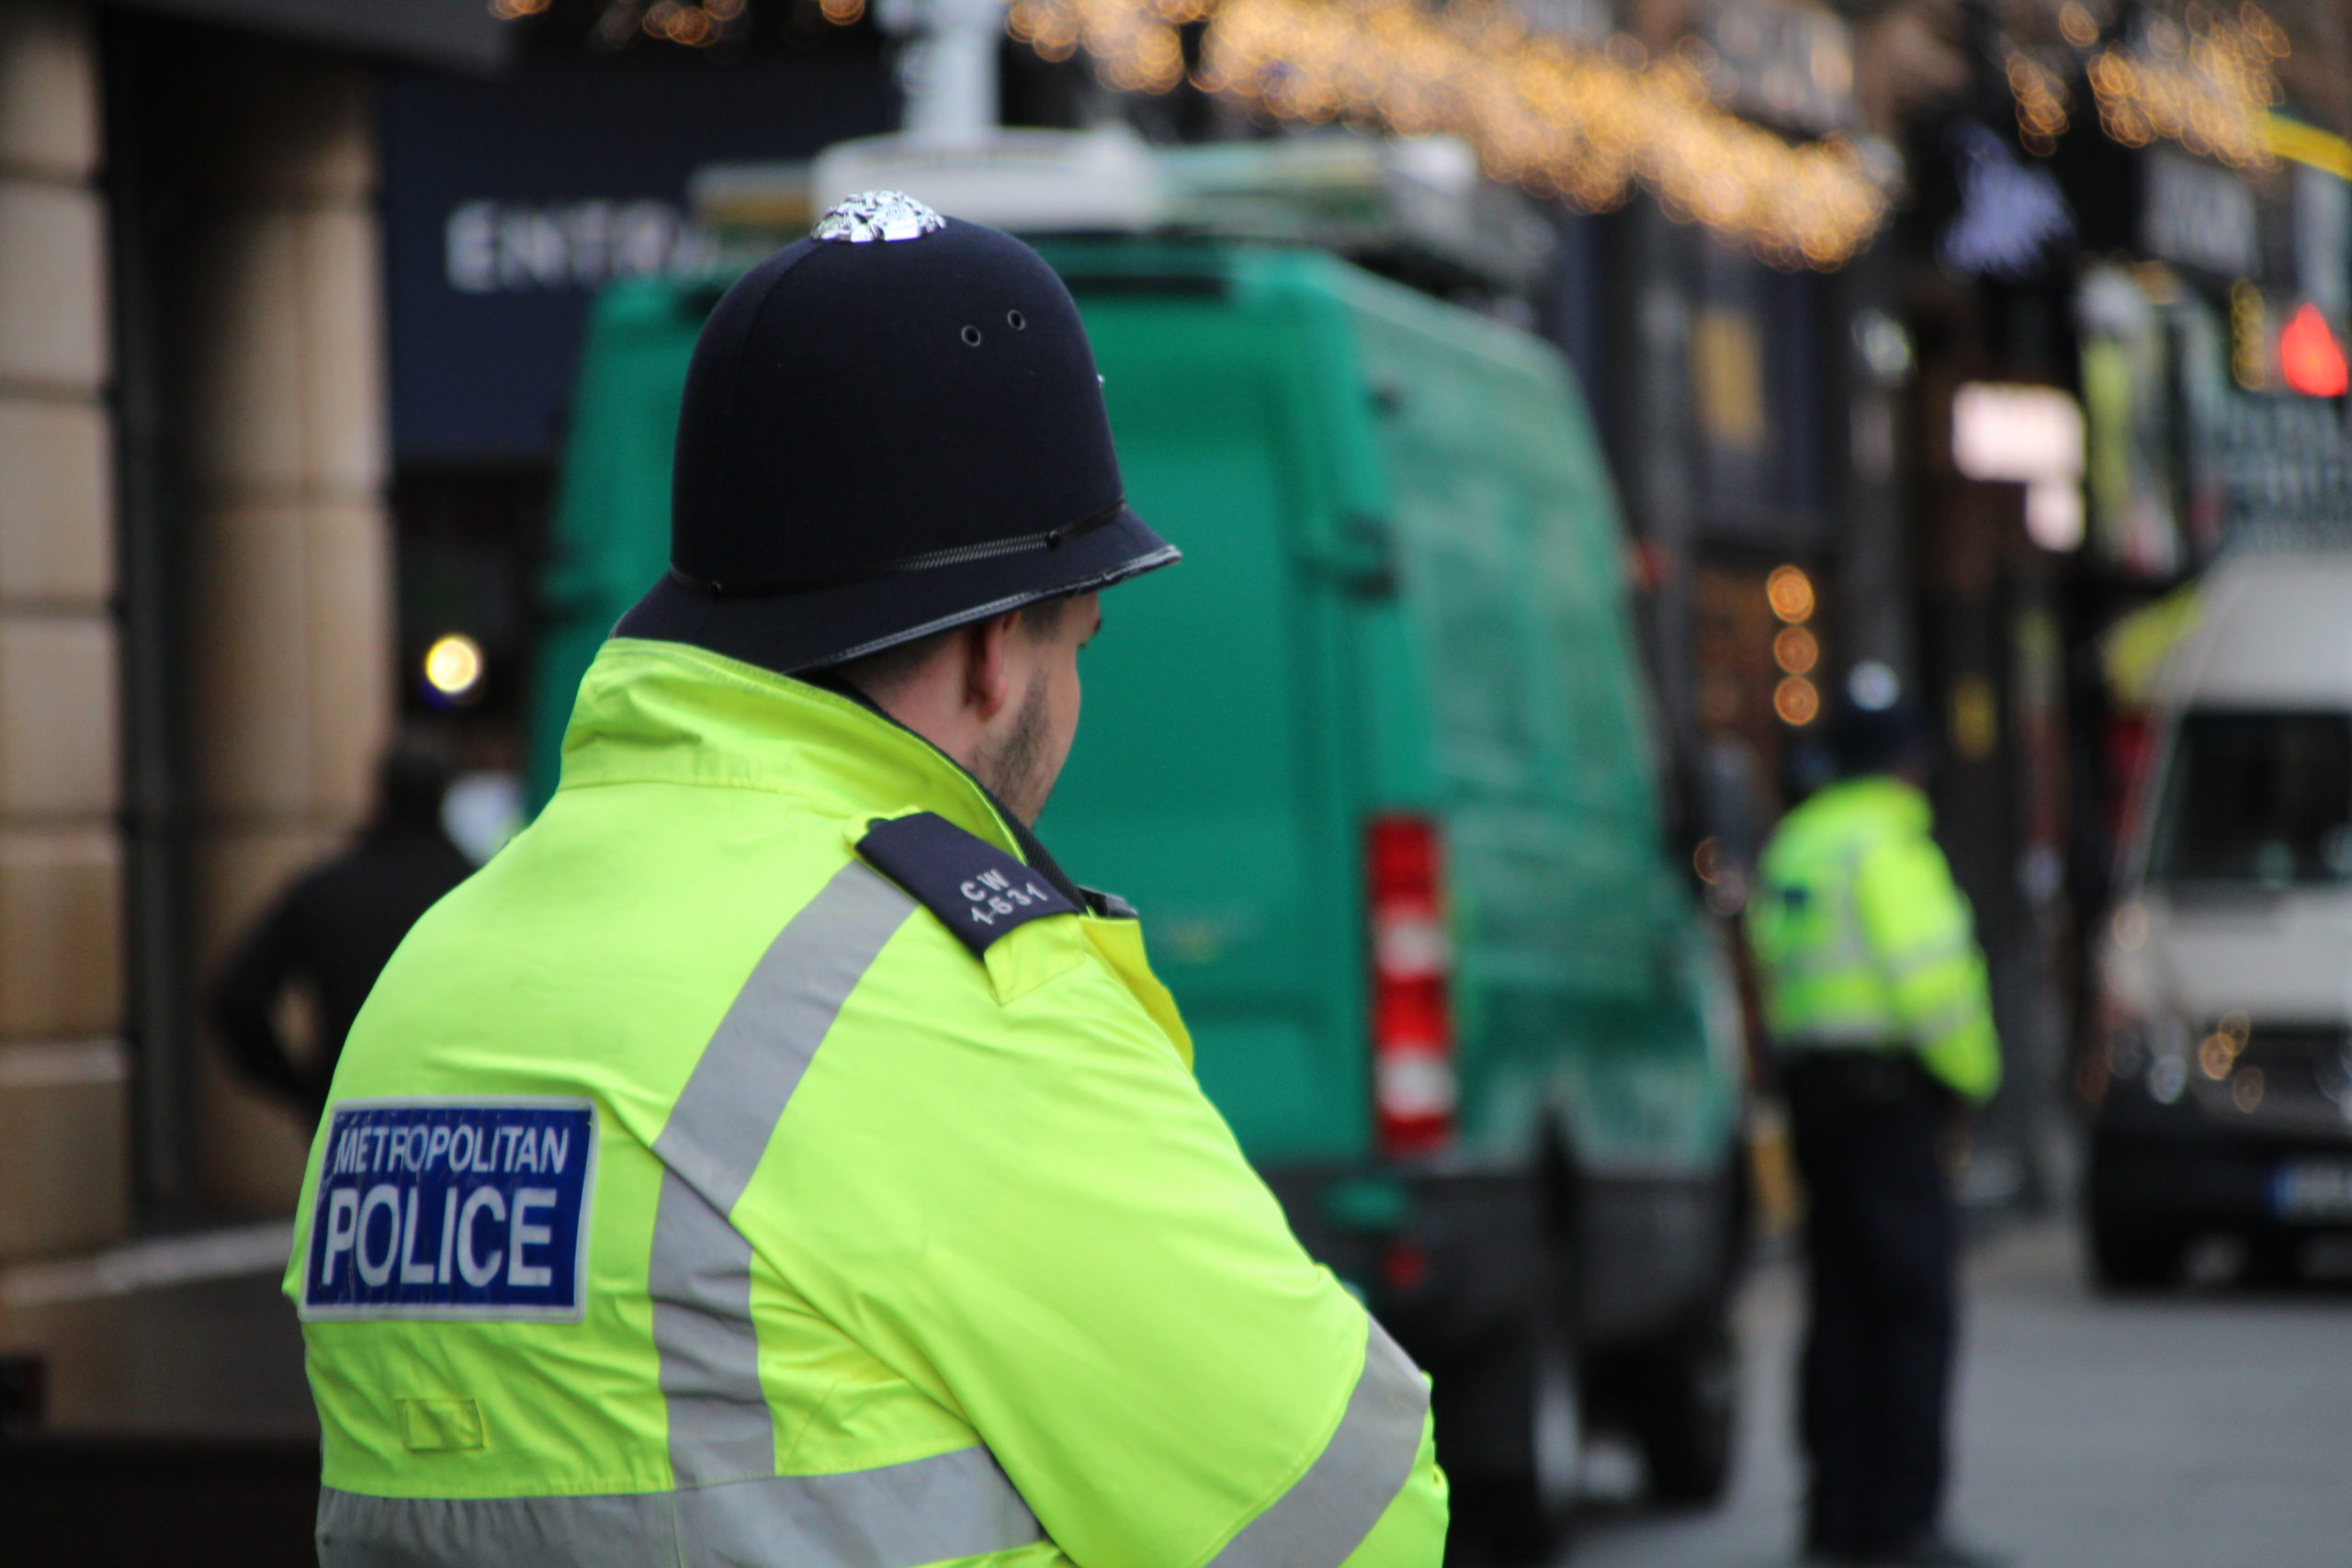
top-left (813, 191), bottom-right (946, 244)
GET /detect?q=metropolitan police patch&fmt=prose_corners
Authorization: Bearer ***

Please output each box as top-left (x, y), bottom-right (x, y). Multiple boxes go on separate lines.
top-left (857, 812), bottom-right (1079, 957)
top-left (299, 1098), bottom-right (595, 1322)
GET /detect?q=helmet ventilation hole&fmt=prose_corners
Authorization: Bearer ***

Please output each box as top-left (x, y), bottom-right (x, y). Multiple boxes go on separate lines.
top-left (960, 325), bottom-right (983, 347)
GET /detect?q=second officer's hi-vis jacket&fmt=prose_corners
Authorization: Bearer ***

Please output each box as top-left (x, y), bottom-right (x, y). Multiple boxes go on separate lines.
top-left (1747, 774), bottom-right (2002, 1103)
top-left (285, 637), bottom-right (1448, 1568)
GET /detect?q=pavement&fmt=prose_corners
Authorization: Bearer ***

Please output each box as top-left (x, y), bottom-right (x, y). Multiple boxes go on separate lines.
top-left (0, 1221), bottom-right (312, 1433)
top-left (1570, 1221), bottom-right (2352, 1568)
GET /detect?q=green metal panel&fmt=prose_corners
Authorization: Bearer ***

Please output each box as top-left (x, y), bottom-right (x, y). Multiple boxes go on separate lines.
top-left (1325, 269), bottom-right (1737, 1170)
top-left (529, 240), bottom-right (1739, 1179)
top-left (1039, 242), bottom-right (1736, 1175)
top-left (1039, 248), bottom-right (1369, 1163)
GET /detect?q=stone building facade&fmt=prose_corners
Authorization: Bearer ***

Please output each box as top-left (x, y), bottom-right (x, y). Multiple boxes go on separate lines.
top-left (0, 0), bottom-right (472, 1430)
top-left (0, 0), bottom-right (127, 1269)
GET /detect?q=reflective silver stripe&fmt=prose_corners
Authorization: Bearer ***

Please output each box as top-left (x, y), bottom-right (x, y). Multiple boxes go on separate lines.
top-left (1773, 852), bottom-right (1876, 982)
top-left (1884, 936), bottom-right (1973, 987)
top-left (1909, 995), bottom-right (1989, 1043)
top-left (318, 1448), bottom-right (1042, 1567)
top-left (1770, 919), bottom-right (1874, 981)
top-left (659, 862), bottom-right (916, 1212)
top-left (649, 1176), bottom-right (769, 1484)
top-left (1209, 1319), bottom-right (1430, 1568)
top-left (1779, 1021), bottom-right (1902, 1050)
top-left (650, 861), bottom-right (914, 1487)
top-left (320, 1484), bottom-right (666, 1568)
top-left (675, 1446), bottom-right (1042, 1566)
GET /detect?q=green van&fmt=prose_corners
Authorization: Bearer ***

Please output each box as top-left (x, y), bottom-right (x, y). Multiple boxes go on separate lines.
top-left (532, 238), bottom-right (1748, 1554)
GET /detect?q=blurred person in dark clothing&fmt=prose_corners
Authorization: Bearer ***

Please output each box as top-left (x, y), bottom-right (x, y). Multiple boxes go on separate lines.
top-left (1748, 679), bottom-right (2004, 1568)
top-left (209, 739), bottom-right (475, 1122)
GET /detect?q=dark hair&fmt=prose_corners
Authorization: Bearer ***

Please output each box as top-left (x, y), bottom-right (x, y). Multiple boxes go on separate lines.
top-left (1826, 702), bottom-right (1934, 779)
top-left (377, 737), bottom-right (454, 828)
top-left (827, 596), bottom-right (1069, 701)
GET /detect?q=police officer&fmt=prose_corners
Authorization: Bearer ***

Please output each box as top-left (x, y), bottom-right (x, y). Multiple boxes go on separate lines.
top-left (284, 193), bottom-right (1445, 1568)
top-left (1747, 688), bottom-right (2002, 1568)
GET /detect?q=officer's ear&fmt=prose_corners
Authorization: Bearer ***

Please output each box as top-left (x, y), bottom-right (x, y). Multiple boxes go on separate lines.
top-left (958, 612), bottom-right (1023, 721)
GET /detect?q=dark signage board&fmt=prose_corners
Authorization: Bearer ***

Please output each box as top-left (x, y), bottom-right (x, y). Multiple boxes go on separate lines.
top-left (119, 0), bottom-right (510, 70)
top-left (2137, 146), bottom-right (2314, 297)
top-left (2189, 378), bottom-right (2352, 543)
top-left (382, 52), bottom-right (892, 464)
top-left (1688, 232), bottom-right (1828, 550)
top-left (2141, 148), bottom-right (2263, 280)
top-left (2083, 264), bottom-right (2352, 577)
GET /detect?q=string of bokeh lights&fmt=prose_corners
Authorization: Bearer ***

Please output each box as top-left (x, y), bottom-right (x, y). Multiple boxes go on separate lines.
top-left (2085, 6), bottom-right (2287, 168)
top-left (492, 0), bottom-right (2293, 269)
top-left (1006, 0), bottom-right (1887, 267)
top-left (2010, 3), bottom-right (2287, 168)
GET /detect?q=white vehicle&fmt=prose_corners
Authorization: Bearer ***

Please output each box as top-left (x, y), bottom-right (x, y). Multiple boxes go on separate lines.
top-left (2092, 547), bottom-right (2352, 1286)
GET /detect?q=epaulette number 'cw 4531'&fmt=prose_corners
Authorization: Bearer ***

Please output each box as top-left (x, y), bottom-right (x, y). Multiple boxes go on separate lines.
top-left (857, 812), bottom-right (1079, 958)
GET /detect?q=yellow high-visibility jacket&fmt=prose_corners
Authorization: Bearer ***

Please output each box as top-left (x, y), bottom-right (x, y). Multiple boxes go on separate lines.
top-left (1747, 774), bottom-right (2002, 1103)
top-left (285, 637), bottom-right (1448, 1568)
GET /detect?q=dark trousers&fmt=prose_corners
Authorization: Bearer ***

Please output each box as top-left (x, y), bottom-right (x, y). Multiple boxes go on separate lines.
top-left (1784, 1053), bottom-right (1958, 1559)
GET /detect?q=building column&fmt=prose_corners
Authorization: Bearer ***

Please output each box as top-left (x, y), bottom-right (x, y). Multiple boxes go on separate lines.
top-left (0, 0), bottom-right (128, 1264)
top-left (175, 39), bottom-right (392, 1213)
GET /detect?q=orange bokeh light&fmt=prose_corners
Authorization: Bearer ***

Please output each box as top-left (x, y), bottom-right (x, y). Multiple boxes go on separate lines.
top-left (1767, 565), bottom-right (1815, 623)
top-left (1774, 675), bottom-right (1821, 726)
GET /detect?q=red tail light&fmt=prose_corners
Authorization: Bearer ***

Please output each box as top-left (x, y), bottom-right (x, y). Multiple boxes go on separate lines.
top-left (1368, 813), bottom-right (1456, 1157)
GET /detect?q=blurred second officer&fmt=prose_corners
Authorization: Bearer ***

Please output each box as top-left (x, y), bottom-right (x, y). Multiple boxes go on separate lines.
top-left (1748, 693), bottom-right (2001, 1568)
top-left (285, 194), bottom-right (1446, 1568)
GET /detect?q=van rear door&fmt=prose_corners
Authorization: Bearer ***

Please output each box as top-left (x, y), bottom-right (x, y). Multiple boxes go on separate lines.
top-left (1340, 277), bottom-right (1713, 1168)
top-left (1041, 255), bottom-right (1372, 1167)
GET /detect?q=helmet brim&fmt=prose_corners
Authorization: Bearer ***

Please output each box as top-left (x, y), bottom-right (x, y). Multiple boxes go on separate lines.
top-left (614, 504), bottom-right (1178, 675)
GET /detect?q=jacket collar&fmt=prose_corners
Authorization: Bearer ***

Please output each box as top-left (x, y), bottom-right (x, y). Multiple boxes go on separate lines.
top-left (558, 637), bottom-right (1037, 869)
top-left (1811, 773), bottom-right (1932, 832)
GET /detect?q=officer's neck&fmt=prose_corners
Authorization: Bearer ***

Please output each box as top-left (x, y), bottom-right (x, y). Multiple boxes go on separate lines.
top-left (800, 669), bottom-right (1085, 906)
top-left (859, 675), bottom-right (1002, 790)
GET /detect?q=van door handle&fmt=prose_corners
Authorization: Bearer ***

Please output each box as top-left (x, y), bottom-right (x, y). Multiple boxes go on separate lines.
top-left (1297, 514), bottom-right (1397, 596)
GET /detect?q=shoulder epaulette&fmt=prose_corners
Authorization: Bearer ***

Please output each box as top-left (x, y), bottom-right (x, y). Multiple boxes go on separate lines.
top-left (1080, 886), bottom-right (1138, 919)
top-left (856, 812), bottom-right (1080, 958)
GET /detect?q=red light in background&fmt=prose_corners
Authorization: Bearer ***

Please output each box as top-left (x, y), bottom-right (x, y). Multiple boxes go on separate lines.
top-left (1382, 1243), bottom-right (1431, 1293)
top-left (2279, 303), bottom-right (2349, 398)
top-left (1367, 814), bottom-right (1456, 1159)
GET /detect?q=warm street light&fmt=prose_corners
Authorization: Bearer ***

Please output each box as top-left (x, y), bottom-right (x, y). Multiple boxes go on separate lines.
top-left (1767, 565), bottom-right (1815, 624)
top-left (424, 633), bottom-right (487, 701)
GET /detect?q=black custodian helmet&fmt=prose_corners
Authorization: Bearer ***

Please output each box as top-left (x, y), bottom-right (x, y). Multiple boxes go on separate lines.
top-left (616, 191), bottom-right (1179, 674)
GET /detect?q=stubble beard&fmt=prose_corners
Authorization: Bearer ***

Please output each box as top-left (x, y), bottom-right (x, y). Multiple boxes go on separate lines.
top-left (976, 675), bottom-right (1054, 825)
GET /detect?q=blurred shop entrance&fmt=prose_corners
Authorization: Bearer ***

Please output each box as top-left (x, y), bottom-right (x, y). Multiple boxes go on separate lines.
top-left (1905, 276), bottom-right (2086, 1213)
top-left (379, 18), bottom-right (894, 825)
